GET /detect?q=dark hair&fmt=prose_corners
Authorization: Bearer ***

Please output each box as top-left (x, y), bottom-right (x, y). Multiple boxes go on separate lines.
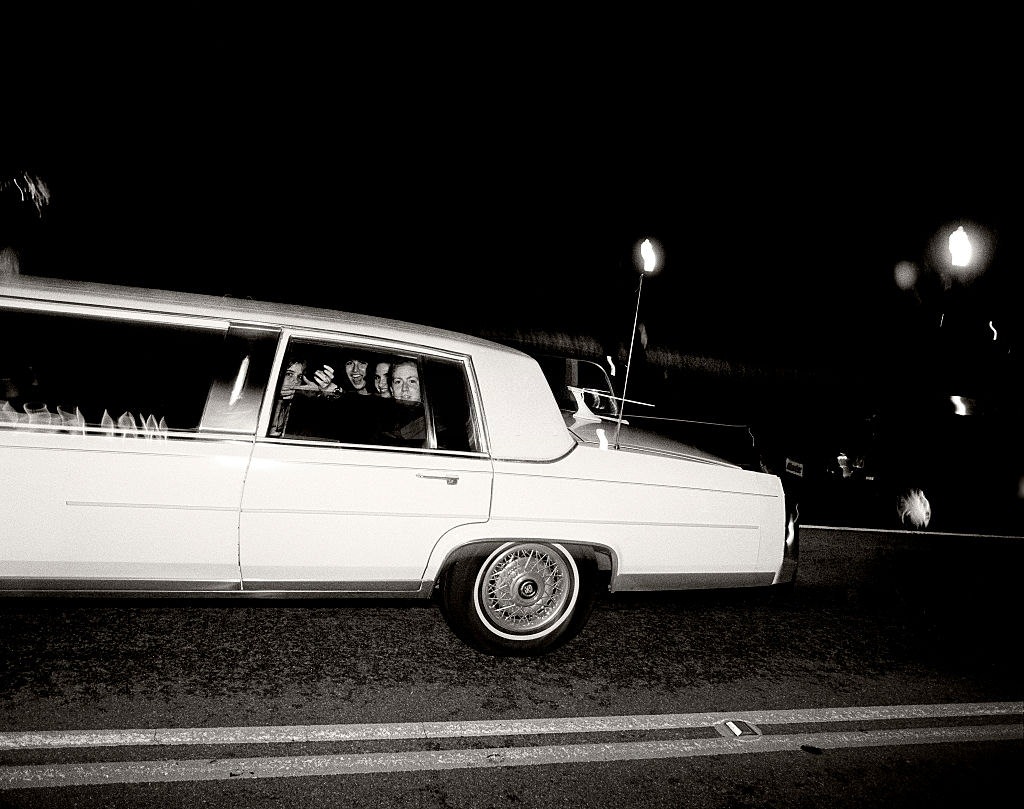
top-left (338, 353), bottom-right (371, 393)
top-left (370, 357), bottom-right (392, 396)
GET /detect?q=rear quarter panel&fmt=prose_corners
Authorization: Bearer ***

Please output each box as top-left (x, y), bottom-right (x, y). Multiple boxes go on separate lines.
top-left (425, 444), bottom-right (786, 590)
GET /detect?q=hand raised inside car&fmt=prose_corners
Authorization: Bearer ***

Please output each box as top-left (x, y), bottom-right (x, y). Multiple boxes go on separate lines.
top-left (313, 365), bottom-right (340, 397)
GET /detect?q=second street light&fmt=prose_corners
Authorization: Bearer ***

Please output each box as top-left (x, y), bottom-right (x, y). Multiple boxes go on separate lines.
top-left (948, 225), bottom-right (973, 269)
top-left (614, 237), bottom-right (661, 449)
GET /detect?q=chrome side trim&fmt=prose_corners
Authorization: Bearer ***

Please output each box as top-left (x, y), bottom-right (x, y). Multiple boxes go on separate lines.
top-left (0, 579), bottom-right (436, 598)
top-left (241, 508), bottom-right (485, 518)
top-left (489, 515), bottom-right (757, 529)
top-left (232, 585), bottom-right (434, 600)
top-left (66, 502), bottom-right (238, 512)
top-left (242, 580), bottom-right (427, 594)
top-left (611, 571), bottom-right (775, 592)
top-left (0, 429), bottom-right (256, 446)
top-left (491, 442), bottom-right (577, 464)
top-left (255, 437), bottom-right (489, 460)
top-left (0, 578), bottom-right (241, 593)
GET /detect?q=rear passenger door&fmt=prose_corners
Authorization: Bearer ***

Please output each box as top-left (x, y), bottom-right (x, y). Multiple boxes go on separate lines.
top-left (239, 333), bottom-right (493, 592)
top-left (0, 306), bottom-right (276, 591)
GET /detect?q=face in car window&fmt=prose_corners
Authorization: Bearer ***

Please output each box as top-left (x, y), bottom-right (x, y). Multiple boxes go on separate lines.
top-left (345, 358), bottom-right (369, 395)
top-left (374, 361), bottom-right (392, 398)
top-left (280, 361), bottom-right (308, 399)
top-left (390, 360), bottom-right (420, 403)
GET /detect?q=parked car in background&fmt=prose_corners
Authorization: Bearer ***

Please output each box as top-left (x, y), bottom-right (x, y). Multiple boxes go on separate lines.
top-left (536, 352), bottom-right (1022, 538)
top-left (760, 399), bottom-right (1023, 535)
top-left (1, 277), bottom-right (797, 655)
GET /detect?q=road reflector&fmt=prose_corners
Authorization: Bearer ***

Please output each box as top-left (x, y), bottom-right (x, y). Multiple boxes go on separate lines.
top-left (717, 720), bottom-right (761, 738)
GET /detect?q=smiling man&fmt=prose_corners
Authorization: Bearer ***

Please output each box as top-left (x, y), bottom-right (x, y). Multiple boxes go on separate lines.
top-left (389, 359), bottom-right (421, 403)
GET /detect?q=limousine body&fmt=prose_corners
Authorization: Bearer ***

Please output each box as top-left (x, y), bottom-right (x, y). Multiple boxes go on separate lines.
top-left (0, 277), bottom-right (797, 655)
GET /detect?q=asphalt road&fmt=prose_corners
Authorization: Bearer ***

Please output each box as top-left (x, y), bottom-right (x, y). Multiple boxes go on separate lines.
top-left (0, 527), bottom-right (1020, 807)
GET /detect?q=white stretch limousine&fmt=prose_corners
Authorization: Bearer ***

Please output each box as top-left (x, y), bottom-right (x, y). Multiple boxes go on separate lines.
top-left (0, 277), bottom-right (798, 655)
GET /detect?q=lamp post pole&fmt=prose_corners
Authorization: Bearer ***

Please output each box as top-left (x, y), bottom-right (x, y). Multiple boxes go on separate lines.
top-left (614, 238), bottom-right (659, 449)
top-left (940, 225), bottom-right (973, 330)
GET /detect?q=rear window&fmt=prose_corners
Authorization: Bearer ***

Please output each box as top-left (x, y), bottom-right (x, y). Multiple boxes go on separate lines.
top-left (0, 308), bottom-right (225, 435)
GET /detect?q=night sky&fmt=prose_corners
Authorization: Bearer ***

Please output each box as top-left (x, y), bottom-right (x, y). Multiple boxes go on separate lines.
top-left (5, 44), bottom-right (1019, 429)
top-left (15, 140), bottom-right (1016, 378)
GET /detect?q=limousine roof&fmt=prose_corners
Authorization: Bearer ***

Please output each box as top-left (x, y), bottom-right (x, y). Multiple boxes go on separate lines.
top-left (0, 275), bottom-right (505, 349)
top-left (1, 275), bottom-right (577, 461)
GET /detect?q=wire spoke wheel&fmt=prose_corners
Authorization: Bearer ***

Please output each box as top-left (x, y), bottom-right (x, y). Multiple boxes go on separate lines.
top-left (441, 541), bottom-right (596, 655)
top-left (474, 543), bottom-right (578, 639)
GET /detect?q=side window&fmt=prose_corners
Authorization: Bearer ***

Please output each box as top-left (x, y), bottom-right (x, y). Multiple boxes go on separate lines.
top-left (266, 337), bottom-right (481, 453)
top-left (421, 357), bottom-right (477, 452)
top-left (0, 308), bottom-right (225, 436)
top-left (265, 339), bottom-right (365, 441)
top-left (200, 325), bottom-right (279, 433)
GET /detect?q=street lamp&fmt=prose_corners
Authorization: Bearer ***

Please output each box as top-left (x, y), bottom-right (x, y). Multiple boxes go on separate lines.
top-left (930, 220), bottom-right (991, 285)
top-left (939, 225), bottom-right (974, 329)
top-left (948, 225), bottom-right (972, 268)
top-left (614, 237), bottom-right (661, 449)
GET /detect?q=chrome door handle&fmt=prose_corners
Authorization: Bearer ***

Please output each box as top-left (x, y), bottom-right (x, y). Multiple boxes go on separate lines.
top-left (417, 473), bottom-right (459, 485)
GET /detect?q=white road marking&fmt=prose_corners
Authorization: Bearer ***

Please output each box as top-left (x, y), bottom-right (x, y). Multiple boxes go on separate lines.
top-left (2, 701), bottom-right (1019, 751)
top-left (2, 703), bottom-right (1020, 790)
top-left (1, 725), bottom-right (1020, 789)
top-left (802, 525), bottom-right (1023, 540)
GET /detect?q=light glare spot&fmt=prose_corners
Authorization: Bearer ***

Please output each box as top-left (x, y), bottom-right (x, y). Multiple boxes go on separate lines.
top-left (949, 226), bottom-right (973, 268)
top-left (640, 238), bottom-right (658, 273)
top-left (894, 261), bottom-right (918, 290)
top-left (229, 356), bottom-right (250, 406)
